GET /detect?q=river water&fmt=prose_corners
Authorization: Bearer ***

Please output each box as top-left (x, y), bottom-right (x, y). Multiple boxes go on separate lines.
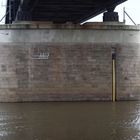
top-left (0, 102), bottom-right (140, 140)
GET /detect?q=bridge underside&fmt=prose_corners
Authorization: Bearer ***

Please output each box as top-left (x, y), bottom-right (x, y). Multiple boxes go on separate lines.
top-left (6, 0), bottom-right (126, 24)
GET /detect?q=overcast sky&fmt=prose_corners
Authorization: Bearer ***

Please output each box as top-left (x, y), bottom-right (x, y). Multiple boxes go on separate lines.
top-left (0, 0), bottom-right (139, 25)
top-left (88, 0), bottom-right (140, 25)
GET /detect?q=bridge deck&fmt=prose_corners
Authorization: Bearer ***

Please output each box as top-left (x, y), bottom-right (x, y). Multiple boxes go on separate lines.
top-left (6, 0), bottom-right (127, 24)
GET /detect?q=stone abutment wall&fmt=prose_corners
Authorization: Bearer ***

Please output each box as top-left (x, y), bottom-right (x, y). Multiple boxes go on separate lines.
top-left (0, 23), bottom-right (139, 102)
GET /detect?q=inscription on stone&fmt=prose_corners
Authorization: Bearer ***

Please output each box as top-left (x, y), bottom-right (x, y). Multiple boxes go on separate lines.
top-left (31, 48), bottom-right (49, 60)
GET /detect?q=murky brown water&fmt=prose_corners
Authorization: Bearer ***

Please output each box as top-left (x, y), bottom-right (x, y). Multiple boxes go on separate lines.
top-left (0, 102), bottom-right (140, 140)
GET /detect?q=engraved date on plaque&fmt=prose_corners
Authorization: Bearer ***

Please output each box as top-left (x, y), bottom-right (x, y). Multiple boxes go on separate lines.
top-left (31, 48), bottom-right (50, 60)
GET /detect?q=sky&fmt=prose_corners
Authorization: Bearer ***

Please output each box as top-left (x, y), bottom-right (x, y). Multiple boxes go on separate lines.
top-left (0, 0), bottom-right (139, 25)
top-left (87, 0), bottom-right (140, 25)
top-left (0, 0), bottom-right (6, 24)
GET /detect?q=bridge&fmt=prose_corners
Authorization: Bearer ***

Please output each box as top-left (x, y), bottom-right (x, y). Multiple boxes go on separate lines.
top-left (3, 0), bottom-right (139, 103)
top-left (6, 0), bottom-right (127, 24)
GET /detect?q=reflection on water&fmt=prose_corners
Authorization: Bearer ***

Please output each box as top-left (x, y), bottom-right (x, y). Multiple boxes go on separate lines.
top-left (0, 102), bottom-right (140, 140)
